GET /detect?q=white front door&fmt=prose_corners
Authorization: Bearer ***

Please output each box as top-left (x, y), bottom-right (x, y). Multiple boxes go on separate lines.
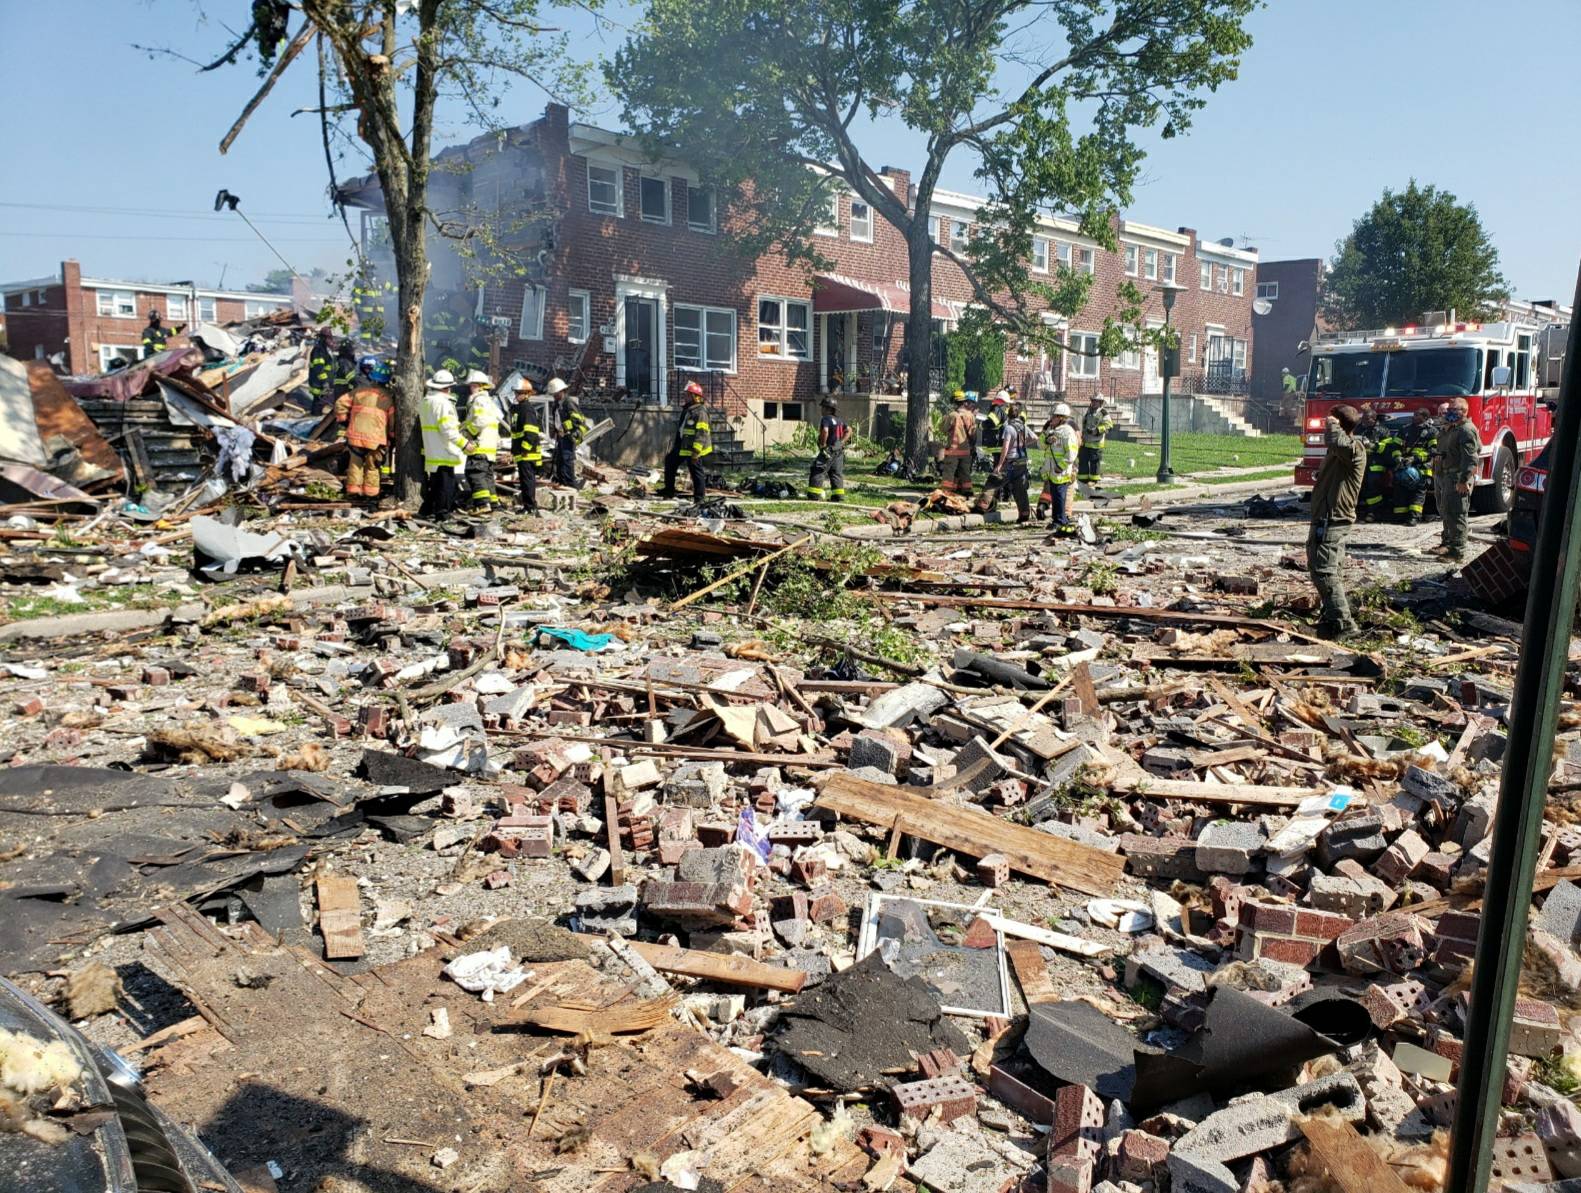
top-left (1142, 319), bottom-right (1163, 392)
top-left (614, 277), bottom-right (668, 403)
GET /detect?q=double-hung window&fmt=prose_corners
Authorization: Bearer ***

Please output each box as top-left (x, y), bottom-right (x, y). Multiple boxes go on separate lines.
top-left (687, 186), bottom-right (715, 233)
top-left (587, 162), bottom-right (622, 216)
top-left (567, 290), bottom-right (590, 343)
top-left (1200, 261), bottom-right (1213, 291)
top-left (1231, 267), bottom-right (1245, 297)
top-left (1163, 254), bottom-right (1178, 285)
top-left (1068, 331), bottom-right (1100, 378)
top-left (167, 293), bottom-right (189, 320)
top-left (1124, 245), bottom-right (1139, 276)
top-left (97, 289), bottom-right (136, 318)
top-left (518, 285), bottom-right (546, 339)
top-left (1144, 248), bottom-right (1159, 280)
top-left (197, 297), bottom-right (217, 322)
top-left (850, 199), bottom-right (873, 243)
top-left (639, 175), bottom-right (669, 224)
top-left (1031, 237), bottom-right (1049, 273)
top-left (676, 304), bottom-right (737, 372)
top-left (1075, 247), bottom-right (1094, 275)
top-left (758, 297), bottom-right (811, 360)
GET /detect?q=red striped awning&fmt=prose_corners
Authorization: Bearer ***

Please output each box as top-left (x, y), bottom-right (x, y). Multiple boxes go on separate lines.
top-left (813, 273), bottom-right (955, 320)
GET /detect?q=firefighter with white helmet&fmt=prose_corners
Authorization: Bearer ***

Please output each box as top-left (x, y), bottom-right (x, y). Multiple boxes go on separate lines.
top-left (547, 377), bottom-right (585, 487)
top-left (1037, 401), bottom-right (1080, 534)
top-left (418, 369), bottom-right (466, 518)
top-left (1078, 393), bottom-right (1113, 494)
top-left (460, 369), bottom-right (501, 511)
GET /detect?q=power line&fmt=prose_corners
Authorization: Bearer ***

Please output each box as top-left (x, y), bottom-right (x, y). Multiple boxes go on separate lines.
top-left (0, 201), bottom-right (338, 224)
top-left (0, 232), bottom-right (349, 243)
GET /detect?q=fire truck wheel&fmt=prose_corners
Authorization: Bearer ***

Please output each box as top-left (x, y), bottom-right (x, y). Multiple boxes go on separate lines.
top-left (1473, 442), bottom-right (1517, 515)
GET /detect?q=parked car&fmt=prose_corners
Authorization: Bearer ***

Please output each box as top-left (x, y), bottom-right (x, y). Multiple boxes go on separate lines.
top-left (0, 975), bottom-right (242, 1193)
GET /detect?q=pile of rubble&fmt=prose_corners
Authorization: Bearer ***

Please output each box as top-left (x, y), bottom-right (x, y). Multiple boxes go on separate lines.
top-left (0, 489), bottom-right (1575, 1193)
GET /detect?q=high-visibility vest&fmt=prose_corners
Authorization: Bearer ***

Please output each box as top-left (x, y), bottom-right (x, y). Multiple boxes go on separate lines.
top-left (677, 403), bottom-right (711, 458)
top-left (560, 399), bottom-right (589, 445)
top-left (336, 384), bottom-right (393, 449)
top-left (142, 323), bottom-right (169, 355)
top-left (419, 390), bottom-right (465, 472)
top-left (462, 394), bottom-right (501, 455)
top-left (511, 402), bottom-right (542, 463)
top-left (1041, 424), bottom-right (1078, 483)
top-left (1081, 409), bottom-right (1114, 449)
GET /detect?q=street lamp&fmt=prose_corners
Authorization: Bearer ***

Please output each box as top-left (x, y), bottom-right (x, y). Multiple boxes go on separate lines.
top-left (1155, 281), bottom-right (1187, 484)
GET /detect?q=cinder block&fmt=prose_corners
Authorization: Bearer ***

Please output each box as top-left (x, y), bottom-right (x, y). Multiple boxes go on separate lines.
top-left (1120, 834), bottom-right (1204, 881)
top-left (1115, 1130), bottom-right (1169, 1183)
top-left (892, 1074), bottom-right (977, 1124)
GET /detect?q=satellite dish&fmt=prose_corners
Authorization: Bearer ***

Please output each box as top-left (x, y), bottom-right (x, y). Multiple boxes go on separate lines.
top-left (1253, 298), bottom-right (1273, 316)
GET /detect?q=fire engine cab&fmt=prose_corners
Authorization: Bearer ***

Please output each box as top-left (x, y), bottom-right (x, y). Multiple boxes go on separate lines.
top-left (1295, 303), bottom-right (1569, 512)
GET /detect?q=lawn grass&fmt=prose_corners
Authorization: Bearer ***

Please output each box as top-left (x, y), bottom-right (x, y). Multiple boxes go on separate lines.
top-left (1102, 432), bottom-right (1302, 479)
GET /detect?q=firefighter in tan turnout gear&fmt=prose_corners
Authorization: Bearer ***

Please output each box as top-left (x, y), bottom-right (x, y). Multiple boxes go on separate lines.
top-left (334, 356), bottom-right (395, 501)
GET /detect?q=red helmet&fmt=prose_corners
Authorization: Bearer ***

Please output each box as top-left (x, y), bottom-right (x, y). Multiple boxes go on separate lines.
top-left (683, 380), bottom-right (704, 397)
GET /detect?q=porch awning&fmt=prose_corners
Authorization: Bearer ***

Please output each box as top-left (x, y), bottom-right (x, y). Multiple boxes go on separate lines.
top-left (812, 273), bottom-right (955, 320)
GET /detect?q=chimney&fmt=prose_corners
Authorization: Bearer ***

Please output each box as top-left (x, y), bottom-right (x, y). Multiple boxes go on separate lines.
top-left (878, 167), bottom-right (911, 207)
top-left (61, 260), bottom-right (87, 374)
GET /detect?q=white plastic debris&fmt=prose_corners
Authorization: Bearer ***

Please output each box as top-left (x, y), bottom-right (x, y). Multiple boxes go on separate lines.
top-left (1087, 898), bottom-right (1155, 933)
top-left (442, 946), bottom-right (528, 1001)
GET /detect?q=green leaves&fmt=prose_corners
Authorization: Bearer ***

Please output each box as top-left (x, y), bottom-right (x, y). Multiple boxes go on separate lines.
top-left (1323, 180), bottom-right (1511, 327)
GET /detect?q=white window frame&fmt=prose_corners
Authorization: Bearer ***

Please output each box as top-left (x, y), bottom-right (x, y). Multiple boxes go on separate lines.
top-left (567, 289), bottom-right (590, 344)
top-left (97, 289), bottom-right (137, 318)
top-left (638, 174), bottom-right (670, 225)
top-left (757, 295), bottom-right (812, 361)
top-left (1123, 245), bottom-right (1139, 276)
top-left (166, 293), bottom-right (189, 321)
top-left (1055, 242), bottom-right (1072, 271)
top-left (1256, 280), bottom-right (1278, 300)
top-left (815, 193), bottom-right (840, 238)
top-left (675, 303), bottom-right (738, 374)
top-left (1068, 331), bottom-right (1101, 379)
top-left (197, 296), bottom-right (217, 322)
top-left (586, 161), bottom-right (622, 217)
top-left (243, 300), bottom-right (280, 319)
top-left (16, 292), bottom-right (31, 307)
top-left (98, 344), bottom-right (141, 370)
top-left (1075, 247), bottom-right (1095, 275)
top-left (1163, 254), bottom-right (1178, 285)
top-left (518, 285), bottom-right (546, 340)
top-left (850, 199), bottom-right (873, 243)
top-left (1144, 248), bottom-right (1159, 281)
top-left (1231, 267), bottom-right (1246, 297)
top-left (1200, 260), bottom-right (1213, 291)
top-left (1188, 333), bottom-right (1198, 365)
top-left (948, 218), bottom-right (970, 252)
top-left (1115, 340), bottom-right (1140, 371)
top-left (687, 186), bottom-right (716, 233)
top-left (1217, 266), bottom-right (1229, 294)
top-left (1031, 236), bottom-right (1049, 273)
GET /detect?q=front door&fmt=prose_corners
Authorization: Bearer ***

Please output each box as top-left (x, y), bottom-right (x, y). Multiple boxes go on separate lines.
top-left (624, 296), bottom-right (657, 400)
top-left (1142, 319), bottom-right (1163, 392)
top-left (825, 313), bottom-right (849, 391)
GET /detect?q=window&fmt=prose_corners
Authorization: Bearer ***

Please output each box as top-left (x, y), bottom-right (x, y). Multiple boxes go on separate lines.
top-left (1256, 281), bottom-right (1278, 301)
top-left (518, 285), bottom-right (545, 339)
top-left (763, 402), bottom-right (778, 420)
top-left (1164, 254), bottom-right (1178, 285)
top-left (1056, 242), bottom-right (1072, 271)
top-left (850, 199), bottom-right (873, 243)
top-left (587, 162), bottom-right (621, 216)
top-left (14, 292), bottom-right (31, 307)
top-left (1200, 261), bottom-right (1213, 291)
top-left (1188, 334), bottom-right (1198, 364)
top-left (166, 293), bottom-right (188, 320)
top-left (1115, 341), bottom-right (1140, 370)
top-left (97, 289), bottom-right (136, 318)
top-left (758, 296), bottom-right (811, 360)
top-left (639, 175), bottom-right (669, 224)
top-left (687, 186), bottom-right (715, 233)
top-left (1068, 331), bottom-right (1100, 378)
top-left (1231, 267), bottom-right (1245, 297)
top-left (1144, 248), bottom-right (1159, 281)
top-left (567, 289), bottom-right (590, 343)
top-left (816, 193), bottom-right (840, 237)
top-left (243, 300), bottom-right (279, 319)
top-left (781, 401), bottom-right (803, 421)
top-left (1217, 266), bottom-right (1229, 294)
top-left (1124, 245), bottom-right (1139, 276)
top-left (1031, 237), bottom-right (1049, 273)
top-left (98, 344), bottom-right (141, 370)
top-left (1516, 333), bottom-right (1532, 388)
top-left (948, 219), bottom-right (970, 252)
top-left (197, 297), bottom-right (217, 322)
top-left (675, 304), bottom-right (737, 372)
top-left (1075, 247), bottom-right (1095, 275)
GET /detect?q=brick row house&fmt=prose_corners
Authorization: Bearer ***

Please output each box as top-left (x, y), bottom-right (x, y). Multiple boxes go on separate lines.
top-left (0, 260), bottom-right (293, 374)
top-left (342, 103), bottom-right (1256, 448)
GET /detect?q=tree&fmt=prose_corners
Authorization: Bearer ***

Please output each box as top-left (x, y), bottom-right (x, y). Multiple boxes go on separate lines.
top-left (611, 0), bottom-right (1255, 462)
top-left (1323, 180), bottom-right (1510, 329)
top-left (192, 1), bottom-right (595, 504)
top-left (250, 266), bottom-right (334, 294)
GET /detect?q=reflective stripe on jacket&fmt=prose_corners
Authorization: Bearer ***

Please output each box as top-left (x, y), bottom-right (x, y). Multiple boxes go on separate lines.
top-left (463, 394), bottom-right (502, 455)
top-left (943, 409), bottom-right (977, 456)
top-left (510, 402), bottom-right (543, 463)
top-left (419, 391), bottom-right (465, 472)
top-left (336, 384), bottom-right (394, 450)
top-left (678, 404), bottom-right (712, 458)
top-left (1040, 424), bottom-right (1079, 483)
top-left (1081, 409), bottom-right (1113, 449)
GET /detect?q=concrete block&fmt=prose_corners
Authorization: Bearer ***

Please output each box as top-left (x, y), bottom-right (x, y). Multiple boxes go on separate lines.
top-left (1334, 911), bottom-right (1426, 975)
top-left (1195, 820), bottom-right (1266, 875)
top-left (1537, 1100), bottom-right (1581, 1178)
top-left (575, 883), bottom-right (638, 935)
top-left (860, 682), bottom-right (949, 730)
top-left (1375, 828), bottom-right (1431, 884)
top-left (1541, 879), bottom-right (1581, 947)
top-left (1510, 997), bottom-right (1564, 1057)
top-left (848, 729), bottom-right (910, 776)
top-left (1121, 834), bottom-right (1204, 881)
top-left (1172, 1072), bottom-right (1363, 1167)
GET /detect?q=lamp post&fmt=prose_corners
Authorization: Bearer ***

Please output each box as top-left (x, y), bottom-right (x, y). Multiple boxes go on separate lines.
top-left (1155, 282), bottom-right (1186, 484)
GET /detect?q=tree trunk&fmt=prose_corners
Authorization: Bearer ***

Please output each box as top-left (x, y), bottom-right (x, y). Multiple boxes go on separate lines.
top-left (904, 228), bottom-right (935, 468)
top-left (383, 186), bottom-right (427, 507)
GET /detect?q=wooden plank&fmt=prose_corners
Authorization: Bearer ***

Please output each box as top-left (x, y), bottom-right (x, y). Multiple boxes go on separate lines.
top-left (601, 746), bottom-right (627, 887)
top-left (814, 772), bottom-right (1125, 897)
top-left (1005, 940), bottom-right (1057, 1005)
top-left (314, 874), bottom-right (365, 960)
top-left (1107, 772), bottom-right (1316, 808)
top-left (1070, 661), bottom-right (1100, 718)
top-left (572, 935), bottom-right (806, 993)
top-left (504, 994), bottom-right (678, 1034)
top-left (1297, 1117), bottom-right (1414, 1193)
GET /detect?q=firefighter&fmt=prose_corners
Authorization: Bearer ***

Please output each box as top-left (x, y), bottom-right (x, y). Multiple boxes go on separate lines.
top-left (308, 330), bottom-right (336, 410)
top-left (662, 380), bottom-right (712, 502)
top-left (334, 357), bottom-right (395, 502)
top-left (1359, 423), bottom-right (1400, 521)
top-left (1078, 393), bottom-right (1114, 493)
top-left (508, 378), bottom-right (542, 514)
top-left (418, 369), bottom-right (465, 519)
top-left (1392, 409), bottom-right (1438, 524)
top-left (1036, 403), bottom-right (1080, 534)
top-left (461, 370), bottom-right (502, 512)
top-left (1281, 367), bottom-right (1299, 395)
top-left (1308, 404), bottom-right (1367, 638)
top-left (807, 397), bottom-right (849, 501)
top-left (141, 310), bottom-right (178, 358)
top-left (990, 396), bottom-right (1032, 524)
top-left (1355, 405), bottom-right (1380, 447)
top-left (333, 340), bottom-right (360, 401)
top-left (548, 378), bottom-right (586, 487)
top-left (939, 390), bottom-right (977, 495)
top-left (1432, 396), bottom-right (1482, 563)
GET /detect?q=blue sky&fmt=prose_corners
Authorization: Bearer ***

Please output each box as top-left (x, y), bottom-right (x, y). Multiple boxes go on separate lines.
top-left (3, 0), bottom-right (1577, 301)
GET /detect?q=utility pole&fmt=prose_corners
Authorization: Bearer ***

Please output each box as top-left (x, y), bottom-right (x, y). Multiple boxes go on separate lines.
top-left (1447, 264), bottom-right (1581, 1191)
top-left (1155, 283), bottom-right (1184, 484)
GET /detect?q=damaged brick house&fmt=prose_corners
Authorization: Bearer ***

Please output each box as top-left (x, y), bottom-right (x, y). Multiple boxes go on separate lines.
top-left (340, 104), bottom-right (1257, 451)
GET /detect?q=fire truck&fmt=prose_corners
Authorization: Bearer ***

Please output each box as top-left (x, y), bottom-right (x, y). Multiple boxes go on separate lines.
top-left (1295, 302), bottom-right (1569, 512)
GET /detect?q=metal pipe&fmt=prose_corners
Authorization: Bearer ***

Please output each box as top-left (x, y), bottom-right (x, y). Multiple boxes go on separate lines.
top-left (1447, 265), bottom-right (1581, 1191)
